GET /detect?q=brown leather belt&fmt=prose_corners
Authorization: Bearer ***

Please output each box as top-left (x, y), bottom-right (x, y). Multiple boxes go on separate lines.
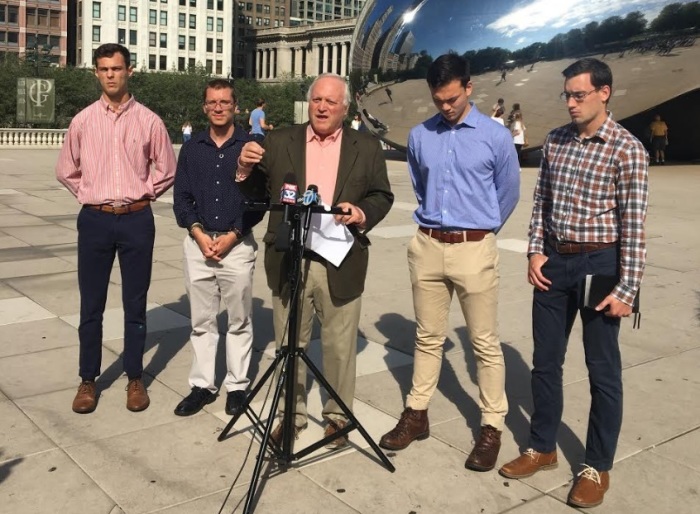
top-left (548, 237), bottom-right (617, 254)
top-left (419, 226), bottom-right (491, 244)
top-left (85, 199), bottom-right (151, 215)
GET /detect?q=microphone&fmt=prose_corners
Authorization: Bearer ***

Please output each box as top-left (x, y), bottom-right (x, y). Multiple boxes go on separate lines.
top-left (280, 172), bottom-right (298, 224)
top-left (302, 184), bottom-right (320, 206)
top-left (275, 172), bottom-right (298, 252)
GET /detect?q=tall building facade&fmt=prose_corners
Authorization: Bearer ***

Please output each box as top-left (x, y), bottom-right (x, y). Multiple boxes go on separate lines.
top-left (231, 0), bottom-right (289, 79)
top-left (74, 0), bottom-right (232, 76)
top-left (0, 0), bottom-right (68, 66)
top-left (290, 0), bottom-right (365, 25)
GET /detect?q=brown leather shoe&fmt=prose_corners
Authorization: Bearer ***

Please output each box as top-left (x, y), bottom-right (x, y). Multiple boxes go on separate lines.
top-left (379, 407), bottom-right (429, 450)
top-left (125, 378), bottom-right (150, 412)
top-left (499, 448), bottom-right (558, 478)
top-left (465, 425), bottom-right (502, 471)
top-left (324, 418), bottom-right (349, 450)
top-left (568, 466), bottom-right (610, 508)
top-left (269, 422), bottom-right (305, 448)
top-left (72, 380), bottom-right (97, 414)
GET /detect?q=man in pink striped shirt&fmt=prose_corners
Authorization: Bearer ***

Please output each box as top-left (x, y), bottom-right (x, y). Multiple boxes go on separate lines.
top-left (56, 43), bottom-right (176, 415)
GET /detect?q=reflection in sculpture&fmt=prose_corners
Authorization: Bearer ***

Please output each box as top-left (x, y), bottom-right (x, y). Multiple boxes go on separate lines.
top-left (350, 0), bottom-right (700, 158)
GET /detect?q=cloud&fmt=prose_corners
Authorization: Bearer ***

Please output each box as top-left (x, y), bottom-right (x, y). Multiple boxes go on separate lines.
top-left (487, 0), bottom-right (669, 37)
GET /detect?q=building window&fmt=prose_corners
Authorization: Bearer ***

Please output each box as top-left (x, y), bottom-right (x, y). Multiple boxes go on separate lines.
top-left (216, 17), bottom-right (223, 32)
top-left (178, 57), bottom-right (185, 71)
top-left (207, 16), bottom-right (213, 31)
top-left (149, 54), bottom-right (156, 70)
top-left (206, 59), bottom-right (212, 73)
top-left (206, 38), bottom-right (213, 52)
top-left (178, 35), bottom-right (186, 50)
top-left (264, 18), bottom-right (270, 26)
top-left (92, 2), bottom-right (101, 19)
top-left (149, 9), bottom-right (157, 24)
top-left (92, 25), bottom-right (101, 42)
top-left (131, 53), bottom-right (137, 67)
top-left (118, 5), bottom-right (126, 21)
top-left (217, 0), bottom-right (224, 11)
top-left (160, 55), bottom-right (167, 70)
top-left (4, 5), bottom-right (19, 24)
top-left (216, 39), bottom-right (222, 53)
top-left (208, 0), bottom-right (214, 9)
top-left (189, 36), bottom-right (196, 51)
top-left (190, 0), bottom-right (196, 6)
top-left (129, 29), bottom-right (137, 45)
top-left (216, 60), bottom-right (222, 75)
top-left (160, 11), bottom-right (167, 25)
top-left (189, 14), bottom-right (196, 29)
top-left (178, 13), bottom-right (186, 28)
top-left (160, 33), bottom-right (167, 48)
top-left (255, 17), bottom-right (261, 26)
top-left (179, 0), bottom-right (186, 5)
top-left (130, 7), bottom-right (138, 22)
top-left (50, 10), bottom-right (60, 28)
top-left (149, 32), bottom-right (157, 47)
top-left (118, 28), bottom-right (126, 44)
top-left (188, 57), bottom-right (195, 69)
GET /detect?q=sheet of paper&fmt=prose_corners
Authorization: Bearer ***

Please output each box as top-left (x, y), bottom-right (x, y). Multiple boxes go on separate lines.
top-left (304, 210), bottom-right (354, 267)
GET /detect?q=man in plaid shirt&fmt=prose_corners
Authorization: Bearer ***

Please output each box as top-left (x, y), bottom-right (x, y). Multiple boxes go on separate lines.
top-left (499, 58), bottom-right (648, 508)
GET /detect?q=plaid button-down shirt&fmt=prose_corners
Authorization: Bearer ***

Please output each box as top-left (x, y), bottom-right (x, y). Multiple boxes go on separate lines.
top-left (528, 115), bottom-right (648, 305)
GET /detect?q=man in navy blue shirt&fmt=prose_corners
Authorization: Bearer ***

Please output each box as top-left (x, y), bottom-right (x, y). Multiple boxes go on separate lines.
top-left (173, 79), bottom-right (265, 416)
top-left (380, 54), bottom-right (520, 472)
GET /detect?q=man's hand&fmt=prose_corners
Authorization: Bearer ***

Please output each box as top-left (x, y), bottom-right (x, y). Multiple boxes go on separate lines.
top-left (334, 202), bottom-right (365, 228)
top-left (239, 141), bottom-right (265, 168)
top-left (192, 232), bottom-right (218, 260)
top-left (528, 253), bottom-right (552, 291)
top-left (595, 294), bottom-right (633, 318)
top-left (211, 232), bottom-right (238, 259)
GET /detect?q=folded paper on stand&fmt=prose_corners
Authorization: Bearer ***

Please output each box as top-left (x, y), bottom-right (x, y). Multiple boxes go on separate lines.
top-left (304, 210), bottom-right (354, 267)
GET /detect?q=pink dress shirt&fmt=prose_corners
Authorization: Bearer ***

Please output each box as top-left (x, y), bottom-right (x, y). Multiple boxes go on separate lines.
top-left (56, 95), bottom-right (176, 206)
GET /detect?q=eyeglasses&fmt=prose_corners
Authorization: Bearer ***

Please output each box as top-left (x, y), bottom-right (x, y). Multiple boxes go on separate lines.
top-left (204, 100), bottom-right (234, 109)
top-left (560, 89), bottom-right (600, 102)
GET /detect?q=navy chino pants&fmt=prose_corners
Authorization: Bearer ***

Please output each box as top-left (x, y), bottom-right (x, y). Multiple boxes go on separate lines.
top-left (528, 243), bottom-right (622, 471)
top-left (77, 206), bottom-right (155, 381)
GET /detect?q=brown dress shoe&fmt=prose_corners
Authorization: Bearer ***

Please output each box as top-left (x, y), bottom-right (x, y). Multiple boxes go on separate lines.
top-left (72, 380), bottom-right (97, 414)
top-left (126, 378), bottom-right (150, 412)
top-left (499, 448), bottom-right (558, 478)
top-left (324, 418), bottom-right (349, 450)
top-left (269, 422), bottom-right (305, 448)
top-left (568, 466), bottom-right (610, 508)
top-left (379, 407), bottom-right (429, 450)
top-left (465, 425), bottom-right (502, 471)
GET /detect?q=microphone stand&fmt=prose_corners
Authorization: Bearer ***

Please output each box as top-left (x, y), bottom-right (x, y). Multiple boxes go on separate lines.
top-left (217, 202), bottom-right (395, 513)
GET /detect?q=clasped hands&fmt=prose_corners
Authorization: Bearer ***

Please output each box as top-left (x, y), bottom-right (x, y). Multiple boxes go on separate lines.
top-left (193, 231), bottom-right (237, 262)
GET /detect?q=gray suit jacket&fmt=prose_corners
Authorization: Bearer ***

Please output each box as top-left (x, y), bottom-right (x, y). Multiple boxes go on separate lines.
top-left (240, 123), bottom-right (393, 300)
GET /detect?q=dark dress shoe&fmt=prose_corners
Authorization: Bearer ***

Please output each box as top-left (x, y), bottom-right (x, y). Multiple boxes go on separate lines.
top-left (72, 380), bottom-right (97, 414)
top-left (465, 425), bottom-right (502, 471)
top-left (225, 390), bottom-right (247, 416)
top-left (174, 386), bottom-right (215, 416)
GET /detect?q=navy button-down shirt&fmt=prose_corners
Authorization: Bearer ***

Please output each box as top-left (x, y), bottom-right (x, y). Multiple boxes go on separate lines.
top-left (173, 128), bottom-right (265, 233)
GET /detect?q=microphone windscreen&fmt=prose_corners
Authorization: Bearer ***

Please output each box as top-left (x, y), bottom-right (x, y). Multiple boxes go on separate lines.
top-left (280, 172), bottom-right (299, 205)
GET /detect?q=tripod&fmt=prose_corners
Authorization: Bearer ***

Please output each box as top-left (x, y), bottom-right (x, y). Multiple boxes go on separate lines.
top-left (217, 202), bottom-right (395, 513)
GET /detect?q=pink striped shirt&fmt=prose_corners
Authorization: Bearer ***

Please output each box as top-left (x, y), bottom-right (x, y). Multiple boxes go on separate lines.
top-left (56, 95), bottom-right (176, 206)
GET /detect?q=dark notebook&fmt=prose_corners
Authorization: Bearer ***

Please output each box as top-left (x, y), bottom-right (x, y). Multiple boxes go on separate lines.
top-left (583, 274), bottom-right (641, 328)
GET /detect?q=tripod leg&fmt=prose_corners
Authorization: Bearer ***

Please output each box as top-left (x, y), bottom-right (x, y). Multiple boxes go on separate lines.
top-left (218, 351), bottom-right (284, 442)
top-left (298, 351), bottom-right (396, 472)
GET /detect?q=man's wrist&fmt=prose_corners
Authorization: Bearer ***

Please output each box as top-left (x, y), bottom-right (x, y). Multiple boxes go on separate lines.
top-left (188, 222), bottom-right (204, 236)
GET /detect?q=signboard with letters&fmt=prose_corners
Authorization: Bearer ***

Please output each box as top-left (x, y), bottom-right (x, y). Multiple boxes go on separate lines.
top-left (16, 78), bottom-right (56, 124)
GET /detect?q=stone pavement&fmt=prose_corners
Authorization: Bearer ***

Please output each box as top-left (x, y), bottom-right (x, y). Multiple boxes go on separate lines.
top-left (0, 148), bottom-right (698, 514)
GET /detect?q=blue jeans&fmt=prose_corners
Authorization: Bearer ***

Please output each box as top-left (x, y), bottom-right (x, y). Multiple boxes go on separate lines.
top-left (77, 206), bottom-right (155, 380)
top-left (529, 244), bottom-right (622, 471)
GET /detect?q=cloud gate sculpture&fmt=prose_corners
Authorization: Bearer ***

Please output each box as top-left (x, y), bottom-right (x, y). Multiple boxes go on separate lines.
top-left (350, 0), bottom-right (700, 159)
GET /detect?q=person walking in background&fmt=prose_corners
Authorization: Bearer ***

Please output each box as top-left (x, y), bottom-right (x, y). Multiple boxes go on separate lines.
top-left (236, 73), bottom-right (393, 450)
top-left (56, 43), bottom-right (176, 414)
top-left (491, 106), bottom-right (506, 126)
top-left (491, 98), bottom-right (505, 117)
top-left (351, 113), bottom-right (362, 130)
top-left (385, 87), bottom-right (393, 103)
top-left (172, 79), bottom-right (266, 417)
top-left (511, 112), bottom-right (527, 163)
top-left (499, 58), bottom-right (648, 509)
top-left (379, 54), bottom-right (520, 473)
top-left (506, 102), bottom-right (521, 129)
top-left (649, 113), bottom-right (669, 164)
top-left (249, 98), bottom-right (273, 143)
top-left (181, 121), bottom-right (193, 143)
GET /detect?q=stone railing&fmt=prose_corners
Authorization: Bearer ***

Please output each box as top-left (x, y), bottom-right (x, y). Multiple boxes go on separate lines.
top-left (0, 128), bottom-right (68, 148)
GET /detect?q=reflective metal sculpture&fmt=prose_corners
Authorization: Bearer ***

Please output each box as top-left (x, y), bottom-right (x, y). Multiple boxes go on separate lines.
top-left (350, 0), bottom-right (700, 158)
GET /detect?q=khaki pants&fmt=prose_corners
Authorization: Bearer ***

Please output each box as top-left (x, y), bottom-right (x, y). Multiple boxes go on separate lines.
top-left (272, 259), bottom-right (362, 428)
top-left (406, 230), bottom-right (507, 430)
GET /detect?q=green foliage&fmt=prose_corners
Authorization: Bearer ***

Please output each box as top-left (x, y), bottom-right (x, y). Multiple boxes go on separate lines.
top-left (650, 1), bottom-right (700, 32)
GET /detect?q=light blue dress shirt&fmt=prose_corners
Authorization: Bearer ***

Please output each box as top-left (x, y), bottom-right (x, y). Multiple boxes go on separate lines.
top-left (407, 103), bottom-right (520, 232)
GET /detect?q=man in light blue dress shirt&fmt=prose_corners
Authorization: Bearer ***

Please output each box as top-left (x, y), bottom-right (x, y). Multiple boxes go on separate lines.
top-left (380, 54), bottom-right (520, 473)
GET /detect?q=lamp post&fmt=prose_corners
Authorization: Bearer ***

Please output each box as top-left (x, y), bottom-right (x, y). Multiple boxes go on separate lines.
top-left (26, 34), bottom-right (53, 77)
